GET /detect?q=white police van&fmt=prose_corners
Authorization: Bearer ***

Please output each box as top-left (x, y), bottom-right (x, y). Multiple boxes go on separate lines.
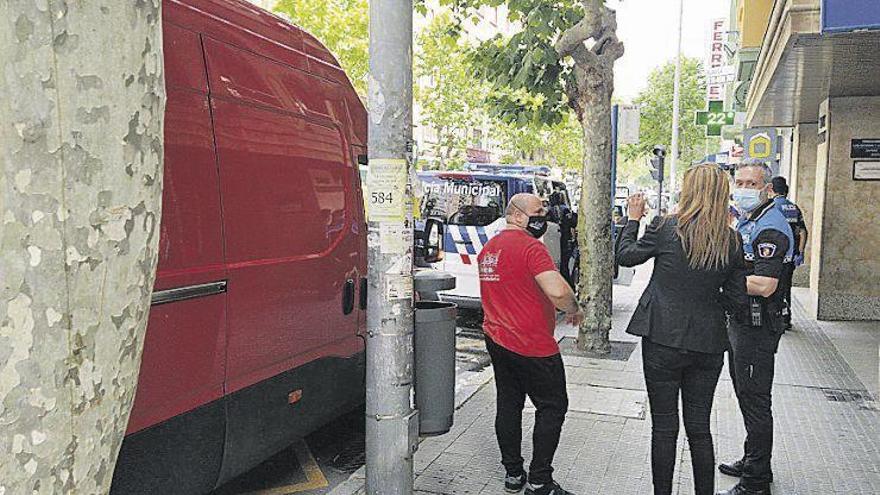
top-left (417, 164), bottom-right (632, 309)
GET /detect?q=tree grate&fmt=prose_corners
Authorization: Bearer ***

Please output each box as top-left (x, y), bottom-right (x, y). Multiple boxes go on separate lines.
top-left (821, 388), bottom-right (877, 409)
top-left (325, 440), bottom-right (366, 475)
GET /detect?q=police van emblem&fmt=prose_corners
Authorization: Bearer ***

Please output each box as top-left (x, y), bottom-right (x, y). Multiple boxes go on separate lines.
top-left (757, 243), bottom-right (777, 258)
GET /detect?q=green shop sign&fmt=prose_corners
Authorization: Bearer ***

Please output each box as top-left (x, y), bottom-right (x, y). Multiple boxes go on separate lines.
top-left (695, 101), bottom-right (736, 137)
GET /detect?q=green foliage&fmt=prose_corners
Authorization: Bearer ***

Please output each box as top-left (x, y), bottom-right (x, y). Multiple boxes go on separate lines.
top-left (272, 0), bottom-right (587, 170)
top-left (619, 57), bottom-right (718, 185)
top-left (545, 113), bottom-right (584, 170)
top-left (496, 124), bottom-right (539, 164)
top-left (616, 156), bottom-right (655, 189)
top-left (415, 9), bottom-right (583, 170)
top-left (435, 0), bottom-right (585, 127)
top-left (274, 0), bottom-right (369, 96)
top-left (415, 12), bottom-right (490, 170)
top-left (496, 113), bottom-right (583, 169)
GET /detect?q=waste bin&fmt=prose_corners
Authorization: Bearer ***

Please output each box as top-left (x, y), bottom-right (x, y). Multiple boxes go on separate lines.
top-left (413, 270), bottom-right (456, 301)
top-left (414, 271), bottom-right (457, 435)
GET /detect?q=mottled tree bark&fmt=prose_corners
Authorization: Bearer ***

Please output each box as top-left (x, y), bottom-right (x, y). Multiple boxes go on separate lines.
top-left (555, 1), bottom-right (623, 353)
top-left (574, 94), bottom-right (615, 353)
top-left (0, 2), bottom-right (165, 493)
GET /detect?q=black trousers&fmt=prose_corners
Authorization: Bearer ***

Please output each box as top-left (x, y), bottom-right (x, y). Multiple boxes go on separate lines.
top-left (728, 321), bottom-right (782, 489)
top-left (780, 263), bottom-right (796, 326)
top-left (642, 340), bottom-right (724, 495)
top-left (486, 336), bottom-right (568, 485)
top-left (559, 232), bottom-right (573, 285)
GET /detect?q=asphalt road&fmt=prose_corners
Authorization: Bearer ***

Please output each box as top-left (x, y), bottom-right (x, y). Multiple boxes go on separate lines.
top-left (213, 310), bottom-right (489, 495)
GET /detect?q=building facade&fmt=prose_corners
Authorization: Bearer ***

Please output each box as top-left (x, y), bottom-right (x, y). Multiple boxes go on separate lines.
top-left (726, 0), bottom-right (774, 112)
top-left (727, 0), bottom-right (880, 321)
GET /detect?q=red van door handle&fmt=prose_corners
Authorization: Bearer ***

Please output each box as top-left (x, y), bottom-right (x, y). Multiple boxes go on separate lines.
top-left (342, 279), bottom-right (355, 315)
top-left (359, 277), bottom-right (368, 310)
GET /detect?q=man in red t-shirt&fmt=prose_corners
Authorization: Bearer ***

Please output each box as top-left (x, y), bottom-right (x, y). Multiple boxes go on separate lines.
top-left (478, 193), bottom-right (583, 495)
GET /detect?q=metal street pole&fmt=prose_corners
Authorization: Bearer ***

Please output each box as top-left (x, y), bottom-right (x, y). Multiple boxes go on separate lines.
top-left (611, 104), bottom-right (619, 206)
top-left (657, 177), bottom-right (664, 217)
top-left (365, 1), bottom-right (417, 495)
top-left (670, 0), bottom-right (684, 196)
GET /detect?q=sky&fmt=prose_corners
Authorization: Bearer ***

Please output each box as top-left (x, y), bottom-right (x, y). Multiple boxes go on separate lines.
top-left (609, 0), bottom-right (731, 102)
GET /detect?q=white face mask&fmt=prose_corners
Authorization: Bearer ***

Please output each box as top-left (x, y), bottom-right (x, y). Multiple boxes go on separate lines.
top-left (733, 188), bottom-right (762, 212)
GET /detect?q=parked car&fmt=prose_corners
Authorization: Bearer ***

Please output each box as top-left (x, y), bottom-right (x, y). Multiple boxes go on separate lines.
top-left (111, 1), bottom-right (368, 493)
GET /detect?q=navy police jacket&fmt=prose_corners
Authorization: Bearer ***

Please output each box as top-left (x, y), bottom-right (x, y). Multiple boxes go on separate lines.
top-left (737, 199), bottom-right (794, 309)
top-left (772, 195), bottom-right (807, 255)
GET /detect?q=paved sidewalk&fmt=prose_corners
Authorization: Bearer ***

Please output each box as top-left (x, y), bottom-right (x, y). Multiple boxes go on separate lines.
top-left (333, 267), bottom-right (880, 494)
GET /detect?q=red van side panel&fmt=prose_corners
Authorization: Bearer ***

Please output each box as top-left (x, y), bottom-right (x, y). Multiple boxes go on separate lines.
top-left (167, 0), bottom-right (308, 71)
top-left (126, 22), bottom-right (227, 434)
top-left (203, 37), bottom-right (363, 394)
top-left (168, 0), bottom-right (366, 147)
top-left (162, 21), bottom-right (208, 94)
top-left (204, 36), bottom-right (351, 124)
top-left (117, 3), bottom-right (368, 491)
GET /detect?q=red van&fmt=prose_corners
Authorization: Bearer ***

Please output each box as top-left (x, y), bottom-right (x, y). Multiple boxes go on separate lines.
top-left (111, 1), bottom-right (368, 493)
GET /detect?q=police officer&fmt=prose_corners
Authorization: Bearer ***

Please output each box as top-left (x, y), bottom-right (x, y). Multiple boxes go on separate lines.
top-left (769, 177), bottom-right (808, 331)
top-left (717, 161), bottom-right (794, 495)
top-left (548, 191), bottom-right (577, 287)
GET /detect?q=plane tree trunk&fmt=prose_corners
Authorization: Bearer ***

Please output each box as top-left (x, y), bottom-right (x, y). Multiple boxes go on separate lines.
top-left (0, 2), bottom-right (165, 492)
top-left (555, 1), bottom-right (624, 353)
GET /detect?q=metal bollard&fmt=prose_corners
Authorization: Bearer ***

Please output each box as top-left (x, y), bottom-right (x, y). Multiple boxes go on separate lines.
top-left (413, 271), bottom-right (457, 435)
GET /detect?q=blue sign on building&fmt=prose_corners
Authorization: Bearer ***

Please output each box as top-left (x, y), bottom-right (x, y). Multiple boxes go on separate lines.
top-left (822, 0), bottom-right (880, 33)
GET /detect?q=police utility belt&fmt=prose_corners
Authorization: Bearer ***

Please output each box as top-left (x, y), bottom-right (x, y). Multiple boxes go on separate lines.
top-left (741, 296), bottom-right (786, 334)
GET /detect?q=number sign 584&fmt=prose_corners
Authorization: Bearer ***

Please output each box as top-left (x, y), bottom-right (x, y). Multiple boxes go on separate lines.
top-left (371, 191), bottom-right (394, 204)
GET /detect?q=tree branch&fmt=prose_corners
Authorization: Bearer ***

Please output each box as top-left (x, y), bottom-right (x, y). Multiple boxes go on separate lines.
top-left (554, 13), bottom-right (601, 59)
top-left (599, 39), bottom-right (625, 64)
top-left (592, 6), bottom-right (625, 64)
top-left (555, 1), bottom-right (623, 69)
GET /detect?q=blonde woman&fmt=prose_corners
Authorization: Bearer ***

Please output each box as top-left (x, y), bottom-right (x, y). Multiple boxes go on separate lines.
top-left (617, 165), bottom-right (747, 495)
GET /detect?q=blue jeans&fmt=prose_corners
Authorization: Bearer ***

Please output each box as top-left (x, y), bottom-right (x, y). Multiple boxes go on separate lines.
top-left (642, 339), bottom-right (724, 495)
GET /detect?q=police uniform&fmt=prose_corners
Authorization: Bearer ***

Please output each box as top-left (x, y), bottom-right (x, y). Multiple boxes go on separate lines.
top-left (727, 199), bottom-right (794, 492)
top-left (772, 195), bottom-right (807, 328)
top-left (548, 193), bottom-right (576, 287)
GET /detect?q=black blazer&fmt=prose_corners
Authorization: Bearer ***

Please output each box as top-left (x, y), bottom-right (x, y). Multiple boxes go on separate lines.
top-left (617, 217), bottom-right (747, 354)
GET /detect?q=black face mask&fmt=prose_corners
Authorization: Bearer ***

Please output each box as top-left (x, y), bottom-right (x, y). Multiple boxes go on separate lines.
top-left (525, 215), bottom-right (548, 238)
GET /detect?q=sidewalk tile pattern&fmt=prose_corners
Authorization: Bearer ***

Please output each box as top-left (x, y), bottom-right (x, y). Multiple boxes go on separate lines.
top-left (331, 268), bottom-right (879, 495)
top-left (407, 294), bottom-right (879, 494)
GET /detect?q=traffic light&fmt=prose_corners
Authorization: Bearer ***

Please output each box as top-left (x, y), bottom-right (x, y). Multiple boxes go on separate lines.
top-left (650, 145), bottom-right (666, 183)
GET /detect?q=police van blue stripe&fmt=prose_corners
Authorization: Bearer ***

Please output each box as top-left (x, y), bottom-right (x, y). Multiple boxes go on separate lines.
top-left (443, 230), bottom-right (457, 254)
top-left (466, 227), bottom-right (483, 252)
top-left (476, 227), bottom-right (490, 247)
top-left (458, 226), bottom-right (477, 255)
